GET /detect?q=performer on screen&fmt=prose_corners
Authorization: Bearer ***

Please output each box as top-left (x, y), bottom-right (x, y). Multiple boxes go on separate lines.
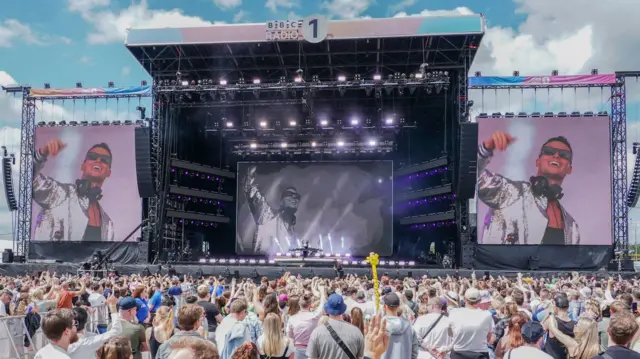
top-left (244, 165), bottom-right (299, 253)
top-left (478, 131), bottom-right (580, 245)
top-left (32, 138), bottom-right (115, 242)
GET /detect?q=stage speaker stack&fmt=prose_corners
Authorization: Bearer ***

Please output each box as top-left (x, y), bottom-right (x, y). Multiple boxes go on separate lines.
top-left (2, 249), bottom-right (14, 263)
top-left (456, 122), bottom-right (479, 199)
top-left (134, 127), bottom-right (155, 198)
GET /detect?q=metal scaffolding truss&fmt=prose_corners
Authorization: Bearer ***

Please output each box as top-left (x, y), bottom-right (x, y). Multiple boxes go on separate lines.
top-left (11, 89), bottom-right (151, 259)
top-left (469, 73), bottom-right (631, 256)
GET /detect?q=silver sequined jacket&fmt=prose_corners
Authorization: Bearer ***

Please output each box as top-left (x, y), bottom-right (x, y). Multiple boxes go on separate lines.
top-left (32, 153), bottom-right (115, 242)
top-left (477, 145), bottom-right (580, 245)
top-left (243, 170), bottom-right (295, 254)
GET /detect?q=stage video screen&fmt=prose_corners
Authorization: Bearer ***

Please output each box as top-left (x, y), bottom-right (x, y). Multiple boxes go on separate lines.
top-left (32, 125), bottom-right (141, 242)
top-left (236, 161), bottom-right (393, 256)
top-left (476, 116), bottom-right (611, 246)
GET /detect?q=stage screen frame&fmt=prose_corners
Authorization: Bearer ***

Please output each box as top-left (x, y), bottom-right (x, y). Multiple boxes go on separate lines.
top-left (235, 160), bottom-right (394, 257)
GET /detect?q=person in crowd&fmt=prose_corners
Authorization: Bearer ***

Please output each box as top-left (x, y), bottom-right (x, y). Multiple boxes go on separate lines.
top-left (380, 292), bottom-right (419, 359)
top-left (263, 292), bottom-right (281, 320)
top-left (284, 296), bottom-right (300, 333)
top-left (494, 312), bottom-right (528, 359)
top-left (546, 314), bottom-right (600, 359)
top-left (147, 306), bottom-right (175, 359)
top-left (542, 295), bottom-right (576, 359)
top-left (167, 336), bottom-right (220, 359)
top-left (446, 288), bottom-right (494, 359)
top-left (306, 293), bottom-right (364, 359)
top-left (413, 297), bottom-right (451, 359)
top-left (477, 131), bottom-right (580, 245)
top-left (288, 290), bottom-right (326, 359)
top-left (595, 313), bottom-right (640, 359)
top-left (196, 284), bottom-right (222, 342)
top-left (503, 321), bottom-right (552, 359)
top-left (88, 282), bottom-right (110, 334)
top-left (353, 291), bottom-right (376, 317)
top-left (405, 290), bottom-right (419, 315)
top-left (67, 306), bottom-right (123, 359)
top-left (32, 139), bottom-right (116, 242)
top-left (149, 282), bottom-right (163, 316)
top-left (57, 280), bottom-right (86, 309)
top-left (112, 296), bottom-right (149, 359)
top-left (0, 289), bottom-right (12, 316)
top-left (156, 304), bottom-right (208, 359)
top-left (35, 309), bottom-right (77, 359)
top-left (231, 342), bottom-right (260, 359)
top-left (216, 299), bottom-right (252, 359)
top-left (133, 284), bottom-right (150, 325)
top-left (257, 313), bottom-right (295, 359)
top-left (350, 307), bottom-right (365, 335)
top-left (96, 336), bottom-right (134, 359)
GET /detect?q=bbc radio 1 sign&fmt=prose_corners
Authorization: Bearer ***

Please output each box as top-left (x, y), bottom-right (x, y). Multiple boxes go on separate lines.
top-left (266, 15), bottom-right (327, 43)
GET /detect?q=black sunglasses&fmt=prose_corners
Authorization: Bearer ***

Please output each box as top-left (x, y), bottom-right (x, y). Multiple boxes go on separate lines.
top-left (85, 152), bottom-right (112, 167)
top-left (284, 191), bottom-right (300, 200)
top-left (540, 146), bottom-right (572, 162)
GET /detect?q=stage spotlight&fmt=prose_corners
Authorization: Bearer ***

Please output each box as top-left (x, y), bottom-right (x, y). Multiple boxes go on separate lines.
top-left (281, 142), bottom-right (287, 148)
top-left (226, 121), bottom-right (234, 128)
top-left (253, 78), bottom-right (261, 84)
top-left (259, 121), bottom-right (267, 128)
top-left (337, 140), bottom-right (345, 147)
top-left (249, 143), bottom-right (257, 149)
top-left (373, 74), bottom-right (382, 81)
top-left (350, 118), bottom-right (359, 126)
top-left (385, 118), bottom-right (394, 125)
top-left (181, 80), bottom-right (189, 86)
top-left (337, 75), bottom-right (346, 82)
top-left (294, 76), bottom-right (303, 83)
top-left (414, 73), bottom-right (423, 79)
top-left (311, 141), bottom-right (317, 147)
top-left (220, 79), bottom-right (228, 85)
top-left (368, 140), bottom-right (377, 146)
top-left (320, 119), bottom-right (329, 127)
top-left (289, 120), bottom-right (297, 127)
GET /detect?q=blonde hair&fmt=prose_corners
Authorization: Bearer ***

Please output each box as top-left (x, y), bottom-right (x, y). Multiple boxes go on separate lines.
top-left (153, 306), bottom-right (175, 341)
top-left (97, 336), bottom-right (133, 359)
top-left (262, 313), bottom-right (285, 357)
top-left (572, 317), bottom-right (600, 359)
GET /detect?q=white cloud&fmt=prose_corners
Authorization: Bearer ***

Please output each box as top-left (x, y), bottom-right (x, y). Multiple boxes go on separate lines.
top-left (0, 19), bottom-right (71, 47)
top-left (67, 0), bottom-right (223, 44)
top-left (322, 0), bottom-right (373, 19)
top-left (214, 0), bottom-right (242, 9)
top-left (265, 0), bottom-right (298, 13)
top-left (121, 66), bottom-right (131, 76)
top-left (389, 0), bottom-right (416, 13)
top-left (233, 10), bottom-right (247, 22)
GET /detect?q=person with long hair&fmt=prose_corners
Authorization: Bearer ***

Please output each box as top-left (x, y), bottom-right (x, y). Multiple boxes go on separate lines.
top-left (146, 306), bottom-right (175, 359)
top-left (132, 284), bottom-right (150, 325)
top-left (494, 312), bottom-right (528, 359)
top-left (351, 307), bottom-right (365, 335)
top-left (262, 293), bottom-right (280, 320)
top-left (284, 296), bottom-right (300, 334)
top-left (96, 336), bottom-right (133, 359)
top-left (546, 316), bottom-right (600, 359)
top-left (231, 342), bottom-right (260, 359)
top-left (257, 313), bottom-right (294, 359)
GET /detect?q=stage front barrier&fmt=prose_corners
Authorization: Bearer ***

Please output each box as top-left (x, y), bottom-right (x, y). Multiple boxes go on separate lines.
top-left (0, 315), bottom-right (35, 359)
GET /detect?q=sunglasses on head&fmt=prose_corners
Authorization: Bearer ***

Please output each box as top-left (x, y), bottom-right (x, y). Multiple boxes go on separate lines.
top-left (540, 146), bottom-right (572, 162)
top-left (85, 152), bottom-right (112, 166)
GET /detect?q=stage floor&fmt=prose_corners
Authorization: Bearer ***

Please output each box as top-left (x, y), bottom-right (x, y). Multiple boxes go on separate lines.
top-left (0, 263), bottom-right (637, 279)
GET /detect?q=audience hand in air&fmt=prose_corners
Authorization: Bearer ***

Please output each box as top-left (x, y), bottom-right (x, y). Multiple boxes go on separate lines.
top-left (39, 138), bottom-right (67, 157)
top-left (364, 314), bottom-right (390, 359)
top-left (483, 131), bottom-right (516, 152)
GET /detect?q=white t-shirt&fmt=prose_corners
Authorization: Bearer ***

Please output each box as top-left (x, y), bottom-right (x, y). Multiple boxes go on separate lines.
top-left (0, 301), bottom-right (6, 316)
top-left (506, 346), bottom-right (553, 359)
top-left (257, 335), bottom-right (295, 357)
top-left (35, 344), bottom-right (71, 359)
top-left (448, 307), bottom-right (494, 352)
top-left (413, 312), bottom-right (451, 359)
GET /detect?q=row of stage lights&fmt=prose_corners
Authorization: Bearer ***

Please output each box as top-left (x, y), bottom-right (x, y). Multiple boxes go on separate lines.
top-left (168, 195), bottom-right (222, 207)
top-left (171, 168), bottom-right (226, 183)
top-left (42, 81), bottom-right (148, 89)
top-left (176, 219), bottom-right (220, 227)
top-left (232, 139), bottom-right (394, 156)
top-left (274, 252), bottom-right (417, 267)
top-left (36, 120), bottom-right (146, 127)
top-left (196, 255), bottom-right (417, 267)
top-left (409, 220), bottom-right (456, 230)
top-left (159, 71), bottom-right (450, 88)
top-left (478, 111), bottom-right (609, 118)
top-left (407, 167), bottom-right (449, 180)
top-left (406, 194), bottom-right (457, 206)
top-left (210, 116), bottom-right (413, 133)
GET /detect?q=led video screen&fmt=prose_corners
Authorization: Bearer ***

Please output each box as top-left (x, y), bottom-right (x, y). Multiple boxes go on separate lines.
top-left (236, 161), bottom-right (393, 256)
top-left (32, 125), bottom-right (142, 242)
top-left (476, 116), bottom-right (612, 246)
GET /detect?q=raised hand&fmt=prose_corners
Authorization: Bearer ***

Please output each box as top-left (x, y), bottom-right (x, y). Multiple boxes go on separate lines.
top-left (364, 314), bottom-right (390, 359)
top-left (483, 131), bottom-right (516, 152)
top-left (39, 138), bottom-right (66, 157)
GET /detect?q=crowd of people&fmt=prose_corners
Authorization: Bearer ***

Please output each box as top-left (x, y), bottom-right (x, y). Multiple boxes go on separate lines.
top-left (1, 269), bottom-right (640, 359)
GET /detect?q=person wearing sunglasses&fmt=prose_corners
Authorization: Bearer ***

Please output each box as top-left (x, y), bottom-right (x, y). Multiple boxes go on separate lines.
top-left (33, 138), bottom-right (115, 241)
top-left (477, 131), bottom-right (580, 245)
top-left (243, 165), bottom-right (300, 254)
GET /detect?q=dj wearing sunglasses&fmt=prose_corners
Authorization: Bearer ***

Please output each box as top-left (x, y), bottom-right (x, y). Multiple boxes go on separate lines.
top-left (477, 130), bottom-right (580, 245)
top-left (244, 165), bottom-right (300, 254)
top-left (33, 138), bottom-right (115, 242)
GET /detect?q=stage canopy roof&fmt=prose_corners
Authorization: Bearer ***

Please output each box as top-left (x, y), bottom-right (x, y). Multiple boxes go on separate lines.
top-left (125, 15), bottom-right (485, 82)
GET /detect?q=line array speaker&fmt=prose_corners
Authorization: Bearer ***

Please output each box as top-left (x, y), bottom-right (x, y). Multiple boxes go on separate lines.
top-left (456, 122), bottom-right (478, 199)
top-left (2, 157), bottom-right (17, 211)
top-left (134, 127), bottom-right (155, 198)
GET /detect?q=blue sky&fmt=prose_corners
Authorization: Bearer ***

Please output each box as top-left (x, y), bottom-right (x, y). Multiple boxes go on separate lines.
top-left (1, 0), bottom-right (640, 248)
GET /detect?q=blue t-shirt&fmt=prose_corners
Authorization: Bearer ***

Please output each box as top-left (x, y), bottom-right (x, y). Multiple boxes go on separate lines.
top-left (149, 291), bottom-right (162, 313)
top-left (135, 298), bottom-right (149, 324)
top-left (168, 286), bottom-right (182, 296)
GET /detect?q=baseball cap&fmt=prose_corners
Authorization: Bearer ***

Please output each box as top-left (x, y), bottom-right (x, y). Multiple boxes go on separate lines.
top-left (521, 321), bottom-right (545, 343)
top-left (444, 291), bottom-right (459, 303)
top-left (554, 295), bottom-right (570, 309)
top-left (464, 288), bottom-right (481, 303)
top-left (383, 293), bottom-right (401, 308)
top-left (356, 291), bottom-right (366, 300)
top-left (324, 294), bottom-right (347, 316)
top-left (118, 297), bottom-right (141, 311)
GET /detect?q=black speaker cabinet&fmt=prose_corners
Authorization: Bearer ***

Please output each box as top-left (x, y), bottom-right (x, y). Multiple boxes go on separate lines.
top-left (456, 122), bottom-right (479, 199)
top-left (134, 127), bottom-right (155, 198)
